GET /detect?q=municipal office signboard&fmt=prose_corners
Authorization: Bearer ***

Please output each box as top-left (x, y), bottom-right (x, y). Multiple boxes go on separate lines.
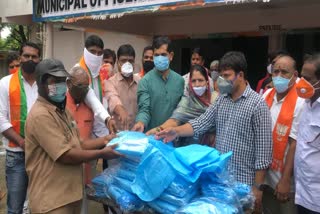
top-left (33, 0), bottom-right (191, 22)
top-left (33, 0), bottom-right (267, 22)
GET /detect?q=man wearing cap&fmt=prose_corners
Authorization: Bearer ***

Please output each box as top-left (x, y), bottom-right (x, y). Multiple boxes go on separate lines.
top-left (25, 59), bottom-right (122, 214)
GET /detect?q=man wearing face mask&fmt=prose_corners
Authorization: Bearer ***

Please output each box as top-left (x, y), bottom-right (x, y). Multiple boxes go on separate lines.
top-left (262, 55), bottom-right (304, 214)
top-left (105, 44), bottom-right (140, 131)
top-left (156, 51), bottom-right (272, 213)
top-left (66, 66), bottom-right (116, 213)
top-left (0, 42), bottom-right (40, 214)
top-left (210, 60), bottom-right (219, 92)
top-left (256, 50), bottom-right (289, 95)
top-left (24, 59), bottom-right (122, 214)
top-left (100, 48), bottom-right (116, 79)
top-left (77, 35), bottom-right (116, 137)
top-left (294, 53), bottom-right (320, 214)
top-left (132, 36), bottom-right (184, 132)
top-left (139, 46), bottom-right (154, 77)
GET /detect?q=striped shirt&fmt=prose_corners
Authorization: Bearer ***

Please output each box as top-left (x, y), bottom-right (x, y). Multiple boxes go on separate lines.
top-left (189, 85), bottom-right (272, 185)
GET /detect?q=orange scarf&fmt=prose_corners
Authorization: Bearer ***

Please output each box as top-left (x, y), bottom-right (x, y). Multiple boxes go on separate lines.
top-left (265, 84), bottom-right (298, 171)
top-left (9, 69), bottom-right (27, 148)
top-left (79, 56), bottom-right (105, 101)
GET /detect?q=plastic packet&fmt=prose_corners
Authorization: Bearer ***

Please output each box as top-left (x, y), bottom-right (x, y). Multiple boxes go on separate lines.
top-left (108, 185), bottom-right (145, 212)
top-left (148, 199), bottom-right (179, 214)
top-left (165, 175), bottom-right (198, 198)
top-left (131, 148), bottom-right (177, 201)
top-left (159, 188), bottom-right (198, 207)
top-left (175, 197), bottom-right (239, 214)
top-left (108, 131), bottom-right (152, 161)
top-left (113, 176), bottom-right (134, 193)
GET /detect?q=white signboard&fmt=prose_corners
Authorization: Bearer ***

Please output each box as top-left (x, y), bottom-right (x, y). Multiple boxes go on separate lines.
top-left (33, 0), bottom-right (190, 22)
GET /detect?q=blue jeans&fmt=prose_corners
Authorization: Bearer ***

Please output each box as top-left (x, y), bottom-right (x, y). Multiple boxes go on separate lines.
top-left (6, 151), bottom-right (28, 214)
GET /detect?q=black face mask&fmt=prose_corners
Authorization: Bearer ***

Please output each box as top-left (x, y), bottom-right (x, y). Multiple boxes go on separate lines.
top-left (21, 60), bottom-right (38, 74)
top-left (69, 86), bottom-right (89, 104)
top-left (143, 61), bottom-right (154, 74)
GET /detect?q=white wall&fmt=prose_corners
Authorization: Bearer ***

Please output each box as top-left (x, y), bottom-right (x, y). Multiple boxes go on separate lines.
top-left (52, 29), bottom-right (85, 71)
top-left (86, 31), bottom-right (152, 72)
top-left (52, 27), bottom-right (152, 71)
top-left (0, 0), bottom-right (32, 23)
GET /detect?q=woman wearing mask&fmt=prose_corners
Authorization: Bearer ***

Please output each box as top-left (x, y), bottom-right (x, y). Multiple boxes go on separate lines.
top-left (147, 64), bottom-right (218, 146)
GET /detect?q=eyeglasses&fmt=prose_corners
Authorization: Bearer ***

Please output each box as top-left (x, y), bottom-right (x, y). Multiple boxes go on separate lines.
top-left (9, 64), bottom-right (20, 69)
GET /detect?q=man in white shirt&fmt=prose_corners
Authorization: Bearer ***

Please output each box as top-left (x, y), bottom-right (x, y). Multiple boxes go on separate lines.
top-left (0, 42), bottom-right (40, 214)
top-left (262, 55), bottom-right (304, 214)
top-left (294, 53), bottom-right (320, 214)
top-left (76, 35), bottom-right (115, 137)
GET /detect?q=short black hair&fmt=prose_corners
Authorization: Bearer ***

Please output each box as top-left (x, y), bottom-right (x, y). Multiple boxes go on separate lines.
top-left (85, 35), bottom-right (104, 49)
top-left (152, 36), bottom-right (173, 52)
top-left (143, 46), bottom-right (153, 56)
top-left (191, 47), bottom-right (205, 58)
top-left (190, 64), bottom-right (208, 81)
top-left (19, 42), bottom-right (41, 57)
top-left (7, 52), bottom-right (19, 64)
top-left (117, 44), bottom-right (135, 59)
top-left (219, 51), bottom-right (247, 78)
top-left (103, 49), bottom-right (116, 62)
top-left (304, 53), bottom-right (320, 80)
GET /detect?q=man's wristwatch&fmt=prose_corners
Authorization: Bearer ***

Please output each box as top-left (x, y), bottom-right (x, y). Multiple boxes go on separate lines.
top-left (253, 183), bottom-right (267, 191)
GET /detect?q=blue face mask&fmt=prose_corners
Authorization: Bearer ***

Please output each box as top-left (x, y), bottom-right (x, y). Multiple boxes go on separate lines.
top-left (272, 75), bottom-right (293, 93)
top-left (154, 55), bottom-right (169, 72)
top-left (48, 82), bottom-right (67, 103)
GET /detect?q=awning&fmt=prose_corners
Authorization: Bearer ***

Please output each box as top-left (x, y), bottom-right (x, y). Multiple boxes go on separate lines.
top-left (33, 0), bottom-right (269, 23)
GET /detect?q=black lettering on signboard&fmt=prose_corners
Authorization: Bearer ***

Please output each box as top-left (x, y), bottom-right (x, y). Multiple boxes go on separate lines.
top-left (82, 0), bottom-right (88, 8)
top-left (74, 0), bottom-right (80, 9)
top-left (90, 0), bottom-right (97, 7)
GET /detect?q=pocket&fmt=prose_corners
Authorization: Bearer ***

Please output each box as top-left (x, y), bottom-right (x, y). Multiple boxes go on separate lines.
top-left (308, 133), bottom-right (320, 149)
top-left (302, 125), bottom-right (320, 148)
top-left (6, 153), bottom-right (22, 168)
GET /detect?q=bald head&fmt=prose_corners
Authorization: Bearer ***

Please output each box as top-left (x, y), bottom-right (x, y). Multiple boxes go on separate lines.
top-left (69, 66), bottom-right (89, 84)
top-left (67, 66), bottom-right (90, 103)
top-left (274, 55), bottom-right (296, 71)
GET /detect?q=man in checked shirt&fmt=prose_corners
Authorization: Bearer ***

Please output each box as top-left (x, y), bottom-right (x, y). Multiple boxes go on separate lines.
top-left (156, 51), bottom-right (273, 213)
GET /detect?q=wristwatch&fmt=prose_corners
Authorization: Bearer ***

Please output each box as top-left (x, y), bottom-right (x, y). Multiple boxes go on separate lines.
top-left (253, 183), bottom-right (267, 191)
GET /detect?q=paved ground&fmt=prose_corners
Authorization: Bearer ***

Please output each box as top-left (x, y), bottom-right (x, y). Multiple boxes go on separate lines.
top-left (0, 142), bottom-right (105, 213)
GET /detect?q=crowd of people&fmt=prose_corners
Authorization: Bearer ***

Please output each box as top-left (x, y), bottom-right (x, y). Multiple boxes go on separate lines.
top-left (0, 34), bottom-right (319, 214)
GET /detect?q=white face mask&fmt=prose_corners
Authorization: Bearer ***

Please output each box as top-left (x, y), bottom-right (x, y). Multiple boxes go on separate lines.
top-left (267, 64), bottom-right (272, 74)
top-left (121, 62), bottom-right (133, 77)
top-left (83, 48), bottom-right (103, 78)
top-left (193, 86), bottom-right (207, 96)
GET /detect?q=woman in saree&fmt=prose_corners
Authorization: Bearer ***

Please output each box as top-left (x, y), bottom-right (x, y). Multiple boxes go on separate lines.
top-left (147, 64), bottom-right (218, 146)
